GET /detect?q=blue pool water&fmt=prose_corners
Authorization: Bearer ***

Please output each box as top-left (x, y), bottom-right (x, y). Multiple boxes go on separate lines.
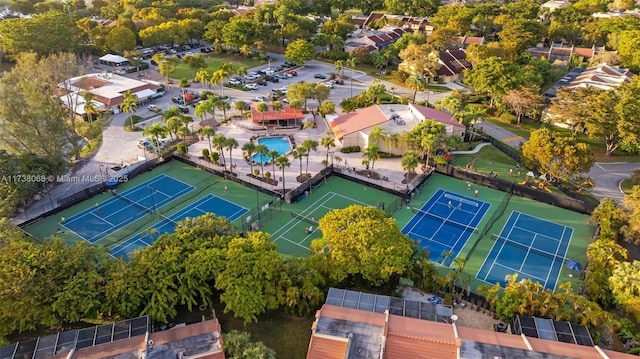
top-left (251, 137), bottom-right (292, 164)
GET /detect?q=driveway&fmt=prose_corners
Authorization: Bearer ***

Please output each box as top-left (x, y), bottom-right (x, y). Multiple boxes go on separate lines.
top-left (587, 162), bottom-right (639, 203)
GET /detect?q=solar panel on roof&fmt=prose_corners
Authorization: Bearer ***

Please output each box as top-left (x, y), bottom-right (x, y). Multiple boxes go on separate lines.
top-left (0, 344), bottom-right (16, 359)
top-left (535, 318), bottom-right (557, 340)
top-left (374, 295), bottom-right (389, 313)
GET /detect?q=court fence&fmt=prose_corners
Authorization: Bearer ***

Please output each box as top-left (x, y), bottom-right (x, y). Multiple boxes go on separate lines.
top-left (18, 157), bottom-right (164, 229)
top-left (434, 164), bottom-right (596, 214)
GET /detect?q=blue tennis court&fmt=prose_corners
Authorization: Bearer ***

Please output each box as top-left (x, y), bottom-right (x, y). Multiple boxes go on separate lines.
top-left (110, 194), bottom-right (248, 259)
top-left (402, 189), bottom-right (490, 265)
top-left (476, 211), bottom-right (573, 290)
top-left (60, 175), bottom-right (193, 243)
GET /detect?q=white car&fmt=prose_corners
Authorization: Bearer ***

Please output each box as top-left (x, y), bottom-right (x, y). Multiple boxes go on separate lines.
top-left (321, 82), bottom-right (334, 89)
top-left (263, 69), bottom-right (276, 75)
top-left (229, 79), bottom-right (242, 85)
top-left (244, 83), bottom-right (258, 90)
top-left (246, 73), bottom-right (261, 80)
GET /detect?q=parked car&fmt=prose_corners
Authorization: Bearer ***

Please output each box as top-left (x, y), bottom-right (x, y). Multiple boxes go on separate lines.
top-left (229, 78), bottom-right (242, 86)
top-left (200, 47), bottom-right (210, 53)
top-left (177, 105), bottom-right (190, 113)
top-left (147, 104), bottom-right (161, 113)
top-left (334, 78), bottom-right (344, 85)
top-left (244, 83), bottom-right (258, 90)
top-left (138, 139), bottom-right (154, 151)
top-left (255, 95), bottom-right (268, 102)
top-left (277, 73), bottom-right (291, 79)
top-left (283, 61), bottom-right (296, 67)
top-left (148, 93), bottom-right (163, 100)
top-left (314, 73), bottom-right (327, 79)
top-left (265, 75), bottom-right (279, 83)
top-left (288, 70), bottom-right (297, 76)
top-left (256, 79), bottom-right (268, 86)
top-left (322, 81), bottom-right (334, 88)
top-left (263, 69), bottom-right (276, 75)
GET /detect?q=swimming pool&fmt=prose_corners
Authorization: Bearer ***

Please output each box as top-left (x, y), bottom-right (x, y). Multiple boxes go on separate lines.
top-left (251, 136), bottom-right (292, 164)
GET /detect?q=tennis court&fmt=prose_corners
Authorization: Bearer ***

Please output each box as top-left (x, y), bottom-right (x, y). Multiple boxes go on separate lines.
top-left (110, 194), bottom-right (248, 258)
top-left (476, 211), bottom-right (573, 290)
top-left (60, 175), bottom-right (193, 243)
top-left (265, 177), bottom-right (401, 256)
top-left (402, 189), bottom-right (490, 265)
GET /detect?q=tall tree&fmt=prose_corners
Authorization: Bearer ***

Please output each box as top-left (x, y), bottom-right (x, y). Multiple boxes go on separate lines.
top-left (106, 26), bottom-right (136, 53)
top-left (212, 134), bottom-right (228, 170)
top-left (0, 52), bottom-right (80, 166)
top-left (275, 155), bottom-right (291, 197)
top-left (398, 43), bottom-right (439, 80)
top-left (242, 142), bottom-right (257, 176)
top-left (501, 87), bottom-right (545, 124)
top-left (301, 139), bottom-right (318, 175)
top-left (284, 39), bottom-right (316, 66)
top-left (405, 72), bottom-right (428, 102)
top-left (215, 233), bottom-right (285, 324)
top-left (143, 123), bottom-right (167, 154)
top-left (120, 91), bottom-right (138, 130)
top-left (320, 136), bottom-right (336, 167)
top-left (226, 137), bottom-right (239, 174)
top-left (521, 128), bottom-right (594, 183)
top-left (0, 10), bottom-right (82, 57)
top-left (310, 205), bottom-right (415, 285)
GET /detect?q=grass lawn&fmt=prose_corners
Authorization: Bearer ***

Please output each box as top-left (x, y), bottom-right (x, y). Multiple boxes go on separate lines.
top-left (479, 107), bottom-right (640, 163)
top-left (330, 8), bottom-right (363, 18)
top-left (171, 54), bottom-right (265, 80)
top-left (621, 179), bottom-right (637, 194)
top-left (213, 302), bottom-right (312, 358)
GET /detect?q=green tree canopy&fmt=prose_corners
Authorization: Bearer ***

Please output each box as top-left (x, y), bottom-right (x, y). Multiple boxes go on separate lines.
top-left (284, 39), bottom-right (316, 65)
top-left (311, 205), bottom-right (414, 285)
top-left (0, 10), bottom-right (81, 57)
top-left (106, 26), bottom-right (136, 53)
top-left (522, 128), bottom-right (594, 183)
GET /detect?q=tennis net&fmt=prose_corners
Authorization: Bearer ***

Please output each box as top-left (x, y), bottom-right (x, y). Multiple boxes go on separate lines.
top-left (443, 193), bottom-right (478, 207)
top-left (113, 192), bottom-right (154, 215)
top-left (159, 213), bottom-right (178, 226)
top-left (291, 211), bottom-right (318, 225)
top-left (411, 207), bottom-right (478, 234)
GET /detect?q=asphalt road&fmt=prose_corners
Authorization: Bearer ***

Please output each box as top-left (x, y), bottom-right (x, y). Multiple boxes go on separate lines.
top-left (478, 121), bottom-right (637, 203)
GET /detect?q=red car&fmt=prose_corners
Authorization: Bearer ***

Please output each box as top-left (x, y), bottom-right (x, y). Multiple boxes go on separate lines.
top-left (288, 70), bottom-right (297, 76)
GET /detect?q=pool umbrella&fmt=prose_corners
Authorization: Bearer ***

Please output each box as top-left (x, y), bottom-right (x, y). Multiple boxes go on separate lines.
top-left (566, 259), bottom-right (582, 271)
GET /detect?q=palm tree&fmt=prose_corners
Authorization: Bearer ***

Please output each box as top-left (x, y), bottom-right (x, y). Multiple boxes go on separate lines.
top-left (239, 45), bottom-right (252, 57)
top-left (163, 105), bottom-right (182, 121)
top-left (236, 65), bottom-right (248, 80)
top-left (256, 102), bottom-right (269, 125)
top-left (363, 144), bottom-right (380, 170)
top-left (291, 147), bottom-right (306, 176)
top-left (368, 126), bottom-right (383, 147)
top-left (195, 70), bottom-right (210, 91)
top-left (242, 142), bottom-right (257, 175)
top-left (402, 150), bottom-right (420, 174)
top-left (82, 91), bottom-right (99, 123)
top-left (199, 126), bottom-right (215, 154)
top-left (301, 139), bottom-right (318, 174)
top-left (405, 72), bottom-right (428, 102)
top-left (272, 101), bottom-right (283, 124)
top-left (235, 101), bottom-right (250, 117)
top-left (256, 144), bottom-right (269, 177)
top-left (320, 136), bottom-right (335, 167)
top-left (164, 116), bottom-right (181, 140)
top-left (302, 121), bottom-right (315, 137)
top-left (226, 137), bottom-right (239, 174)
top-left (210, 70), bottom-right (225, 96)
top-left (268, 149), bottom-right (279, 177)
top-left (289, 99), bottom-right (303, 127)
top-left (334, 59), bottom-right (344, 77)
top-left (275, 155), bottom-right (291, 196)
top-left (212, 133), bottom-right (228, 170)
top-left (218, 62), bottom-right (234, 94)
top-left (215, 98), bottom-right (230, 121)
top-left (120, 90), bottom-right (138, 129)
top-left (143, 123), bottom-right (167, 154)
top-left (176, 126), bottom-right (190, 140)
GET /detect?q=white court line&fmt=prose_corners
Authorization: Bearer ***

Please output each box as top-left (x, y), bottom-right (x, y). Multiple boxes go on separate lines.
top-left (480, 212), bottom-right (520, 281)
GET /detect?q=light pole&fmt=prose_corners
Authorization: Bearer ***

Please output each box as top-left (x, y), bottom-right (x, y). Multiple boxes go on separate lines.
top-left (147, 185), bottom-right (157, 216)
top-left (98, 165), bottom-right (104, 181)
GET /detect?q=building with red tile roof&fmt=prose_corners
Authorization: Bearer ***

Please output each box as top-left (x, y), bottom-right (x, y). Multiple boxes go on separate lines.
top-left (328, 104), bottom-right (465, 155)
top-left (249, 102), bottom-right (306, 124)
top-left (307, 289), bottom-right (639, 359)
